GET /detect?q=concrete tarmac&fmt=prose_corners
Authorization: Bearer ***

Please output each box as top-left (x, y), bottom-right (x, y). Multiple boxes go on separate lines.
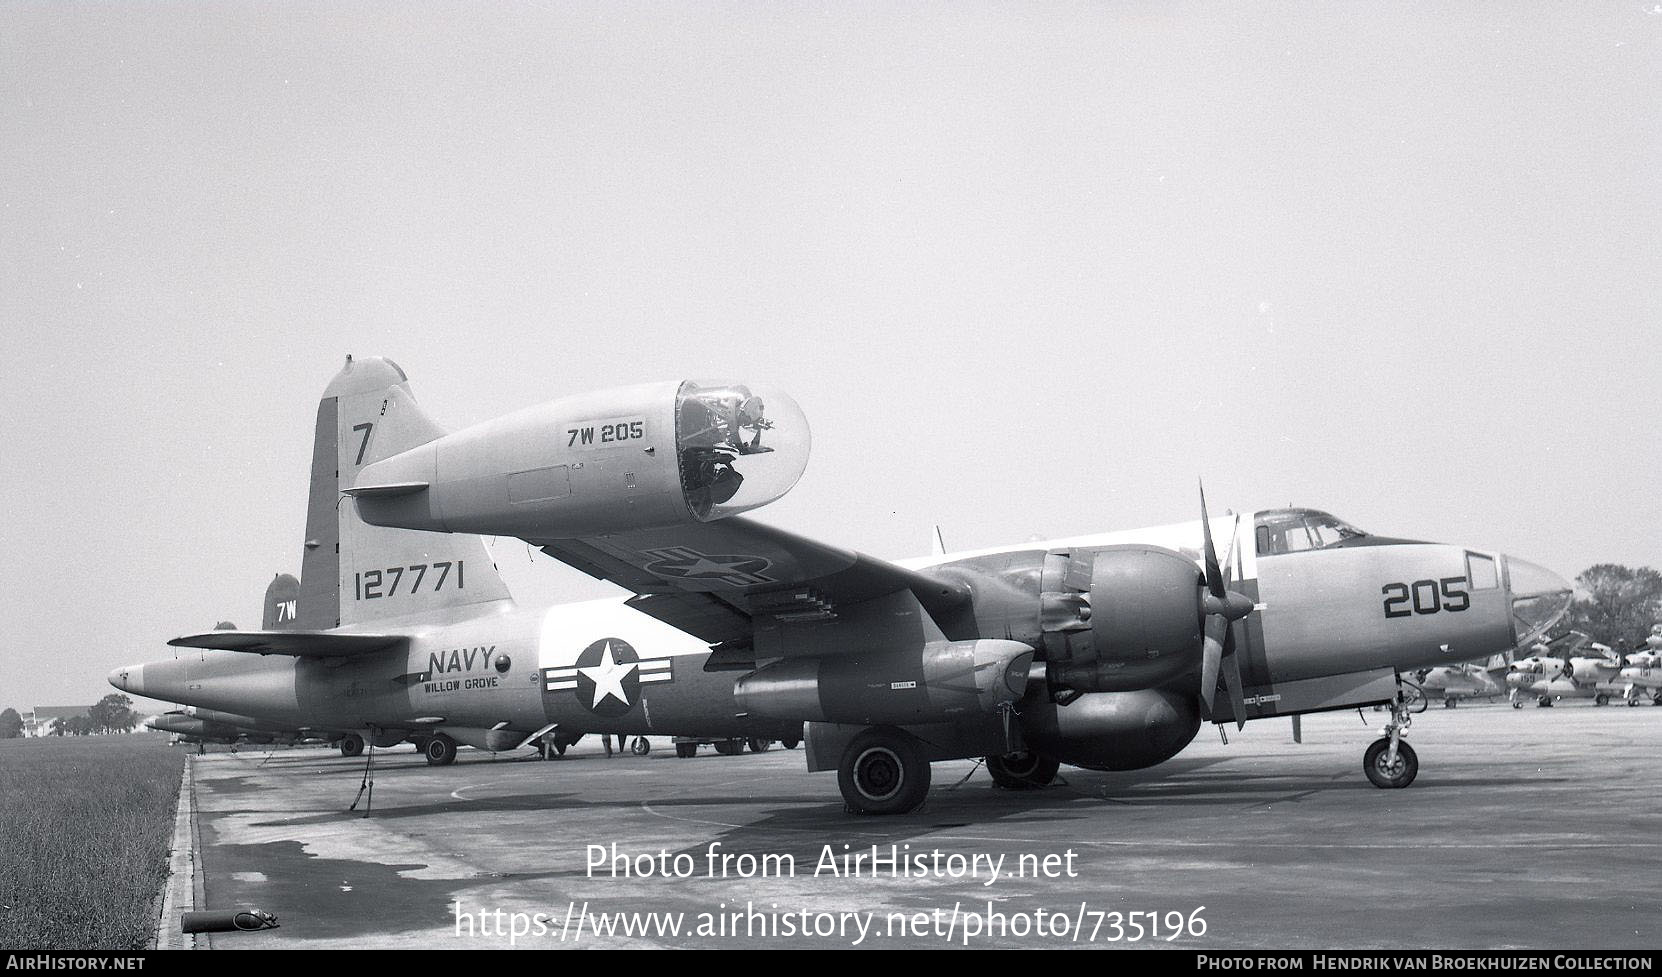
top-left (186, 702), bottom-right (1662, 949)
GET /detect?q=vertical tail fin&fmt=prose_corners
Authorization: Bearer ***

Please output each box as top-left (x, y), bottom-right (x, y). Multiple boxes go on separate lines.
top-left (297, 356), bottom-right (513, 628)
top-left (262, 573), bottom-right (301, 630)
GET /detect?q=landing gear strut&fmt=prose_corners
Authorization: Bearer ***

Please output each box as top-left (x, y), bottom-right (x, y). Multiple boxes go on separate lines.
top-left (838, 726), bottom-right (930, 815)
top-left (1363, 694), bottom-right (1419, 789)
top-left (986, 751), bottom-right (1060, 790)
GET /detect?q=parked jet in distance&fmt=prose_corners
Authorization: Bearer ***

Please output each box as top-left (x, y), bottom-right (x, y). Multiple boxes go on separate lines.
top-left (112, 356), bottom-right (1573, 814)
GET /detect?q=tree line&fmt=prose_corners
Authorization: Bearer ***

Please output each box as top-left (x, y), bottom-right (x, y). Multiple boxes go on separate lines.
top-left (0, 694), bottom-right (141, 738)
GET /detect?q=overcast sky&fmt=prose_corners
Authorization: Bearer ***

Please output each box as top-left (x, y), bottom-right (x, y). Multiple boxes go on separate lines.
top-left (2, 2), bottom-right (1657, 711)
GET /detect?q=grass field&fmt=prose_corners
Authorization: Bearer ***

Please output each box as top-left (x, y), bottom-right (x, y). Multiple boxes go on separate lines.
top-left (0, 733), bottom-right (184, 950)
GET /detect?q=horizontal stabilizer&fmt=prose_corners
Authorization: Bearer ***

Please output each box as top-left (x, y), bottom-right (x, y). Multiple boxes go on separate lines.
top-left (340, 481), bottom-right (429, 498)
top-left (167, 629), bottom-right (408, 658)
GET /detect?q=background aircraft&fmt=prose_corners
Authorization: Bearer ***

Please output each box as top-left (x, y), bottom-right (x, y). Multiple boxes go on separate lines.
top-left (113, 356), bottom-right (1573, 813)
top-left (1615, 627), bottom-right (1662, 705)
top-left (1504, 632), bottom-right (1634, 707)
top-left (1411, 654), bottom-right (1510, 707)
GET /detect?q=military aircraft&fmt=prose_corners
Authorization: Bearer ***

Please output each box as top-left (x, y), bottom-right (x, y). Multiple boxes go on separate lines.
top-left (1504, 632), bottom-right (1631, 707)
top-left (144, 709), bottom-right (321, 749)
top-left (1615, 627), bottom-right (1662, 706)
top-left (1410, 655), bottom-right (1509, 707)
top-left (112, 356), bottom-right (1573, 814)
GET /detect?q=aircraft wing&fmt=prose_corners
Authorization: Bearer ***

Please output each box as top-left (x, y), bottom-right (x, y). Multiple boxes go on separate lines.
top-left (167, 629), bottom-right (409, 659)
top-left (534, 516), bottom-right (975, 655)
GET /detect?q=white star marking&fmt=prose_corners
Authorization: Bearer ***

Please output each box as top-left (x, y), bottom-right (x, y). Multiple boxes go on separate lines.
top-left (579, 641), bottom-right (638, 708)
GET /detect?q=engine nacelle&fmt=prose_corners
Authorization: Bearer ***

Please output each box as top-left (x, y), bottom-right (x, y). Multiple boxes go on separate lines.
top-left (349, 380), bottom-right (809, 539)
top-left (1019, 687), bottom-right (1200, 770)
top-left (1566, 656), bottom-right (1617, 681)
top-left (1045, 545), bottom-right (1205, 692)
top-left (734, 639), bottom-right (1035, 726)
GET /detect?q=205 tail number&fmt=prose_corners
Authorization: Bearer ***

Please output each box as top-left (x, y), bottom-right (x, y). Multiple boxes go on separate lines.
top-left (1382, 577), bottom-right (1469, 618)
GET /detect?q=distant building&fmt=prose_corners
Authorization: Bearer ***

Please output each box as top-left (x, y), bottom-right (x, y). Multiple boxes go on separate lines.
top-left (23, 705), bottom-right (91, 737)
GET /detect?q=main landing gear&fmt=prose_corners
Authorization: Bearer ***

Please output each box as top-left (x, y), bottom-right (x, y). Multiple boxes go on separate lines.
top-left (838, 726), bottom-right (930, 815)
top-left (1363, 694), bottom-right (1419, 789)
top-left (423, 733), bottom-right (458, 766)
top-left (986, 751), bottom-right (1060, 790)
top-left (339, 733), bottom-right (365, 758)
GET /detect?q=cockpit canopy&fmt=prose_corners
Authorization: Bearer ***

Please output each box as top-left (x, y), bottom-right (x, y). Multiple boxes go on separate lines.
top-left (1254, 508), bottom-right (1369, 556)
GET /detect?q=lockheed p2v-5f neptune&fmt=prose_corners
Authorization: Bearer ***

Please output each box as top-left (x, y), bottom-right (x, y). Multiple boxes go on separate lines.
top-left (112, 356), bottom-right (1572, 814)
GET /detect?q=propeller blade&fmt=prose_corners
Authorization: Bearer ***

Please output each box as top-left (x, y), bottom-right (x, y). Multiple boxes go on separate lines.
top-left (1221, 626), bottom-right (1247, 731)
top-left (1199, 480), bottom-right (1225, 599)
top-left (1199, 615), bottom-right (1227, 719)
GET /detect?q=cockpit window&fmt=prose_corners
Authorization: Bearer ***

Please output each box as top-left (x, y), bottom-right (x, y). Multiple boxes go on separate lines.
top-left (1254, 509), bottom-right (1369, 556)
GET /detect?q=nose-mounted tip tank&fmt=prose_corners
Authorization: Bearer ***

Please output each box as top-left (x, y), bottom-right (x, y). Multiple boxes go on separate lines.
top-left (348, 380), bottom-right (810, 539)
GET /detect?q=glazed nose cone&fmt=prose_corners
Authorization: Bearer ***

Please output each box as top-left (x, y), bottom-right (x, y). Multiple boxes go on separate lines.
top-left (1506, 558), bottom-right (1573, 647)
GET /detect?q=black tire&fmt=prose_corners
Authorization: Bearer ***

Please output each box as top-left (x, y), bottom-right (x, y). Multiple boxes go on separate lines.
top-left (1595, 693), bottom-right (1610, 707)
top-left (1444, 698), bottom-right (1458, 709)
top-left (631, 737), bottom-right (651, 757)
top-left (714, 738), bottom-right (745, 756)
top-left (837, 727), bottom-right (931, 815)
top-left (1363, 738), bottom-right (1418, 789)
top-left (780, 735), bottom-right (800, 750)
top-left (424, 733), bottom-right (458, 766)
top-left (1512, 700), bottom-right (1523, 709)
top-left (675, 742), bottom-right (698, 759)
top-left (747, 737), bottom-right (770, 753)
top-left (1538, 696), bottom-right (1553, 708)
top-left (986, 752), bottom-right (1060, 790)
top-left (340, 733), bottom-right (365, 758)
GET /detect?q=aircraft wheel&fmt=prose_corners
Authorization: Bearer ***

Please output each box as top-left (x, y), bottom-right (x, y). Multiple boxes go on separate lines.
top-left (1595, 694), bottom-right (1610, 707)
top-left (780, 734), bottom-right (800, 750)
top-left (1511, 700), bottom-right (1523, 709)
top-left (1362, 738), bottom-right (1418, 789)
top-left (1537, 696), bottom-right (1553, 708)
top-left (985, 751), bottom-right (1060, 790)
top-left (1444, 698), bottom-right (1458, 709)
top-left (340, 733), bottom-right (364, 758)
top-left (838, 727), bottom-right (931, 815)
top-left (424, 733), bottom-right (458, 766)
top-left (714, 738), bottom-right (745, 756)
top-left (675, 742), bottom-right (698, 759)
top-left (747, 737), bottom-right (771, 753)
top-left (631, 737), bottom-right (650, 756)
top-left (1654, 695), bottom-right (1662, 707)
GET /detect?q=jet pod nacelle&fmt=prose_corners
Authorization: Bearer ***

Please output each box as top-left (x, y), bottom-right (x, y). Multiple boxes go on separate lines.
top-left (348, 380), bottom-right (809, 538)
top-left (734, 639), bottom-right (1035, 726)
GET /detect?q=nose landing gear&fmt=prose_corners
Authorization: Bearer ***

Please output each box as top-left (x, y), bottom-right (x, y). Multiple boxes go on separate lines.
top-left (1363, 694), bottom-right (1419, 789)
